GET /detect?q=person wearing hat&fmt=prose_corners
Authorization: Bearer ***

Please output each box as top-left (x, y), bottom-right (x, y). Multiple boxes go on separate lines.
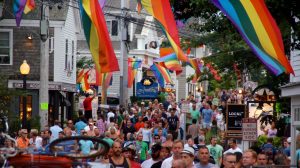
top-left (141, 144), bottom-right (162, 168)
top-left (181, 146), bottom-right (195, 168)
top-left (16, 129), bottom-right (29, 149)
top-left (283, 137), bottom-right (291, 157)
top-left (122, 144), bottom-right (141, 168)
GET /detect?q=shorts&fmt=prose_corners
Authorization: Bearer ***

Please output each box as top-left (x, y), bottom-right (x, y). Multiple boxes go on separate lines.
top-left (203, 122), bottom-right (212, 129)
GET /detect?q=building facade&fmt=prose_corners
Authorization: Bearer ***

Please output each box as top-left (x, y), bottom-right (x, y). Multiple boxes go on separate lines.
top-left (0, 0), bottom-right (80, 126)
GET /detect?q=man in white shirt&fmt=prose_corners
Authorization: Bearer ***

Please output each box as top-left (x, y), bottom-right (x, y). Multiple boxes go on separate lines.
top-left (141, 144), bottom-right (162, 168)
top-left (49, 120), bottom-right (63, 142)
top-left (107, 109), bottom-right (115, 123)
top-left (223, 138), bottom-right (242, 154)
top-left (161, 140), bottom-right (184, 168)
top-left (29, 129), bottom-right (42, 150)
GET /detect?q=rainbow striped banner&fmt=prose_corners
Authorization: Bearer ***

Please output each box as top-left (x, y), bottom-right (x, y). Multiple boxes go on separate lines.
top-left (79, 0), bottom-right (119, 73)
top-left (13, 0), bottom-right (35, 27)
top-left (211, 0), bottom-right (293, 75)
top-left (154, 53), bottom-right (182, 72)
top-left (128, 57), bottom-right (142, 88)
top-left (137, 0), bottom-right (188, 62)
top-left (150, 63), bottom-right (173, 88)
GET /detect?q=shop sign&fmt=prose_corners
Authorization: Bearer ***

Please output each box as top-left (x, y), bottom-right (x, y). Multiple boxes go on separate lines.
top-left (136, 82), bottom-right (158, 98)
top-left (242, 118), bottom-right (257, 141)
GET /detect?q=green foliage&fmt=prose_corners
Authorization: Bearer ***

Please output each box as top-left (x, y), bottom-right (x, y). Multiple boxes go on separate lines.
top-left (257, 135), bottom-right (268, 147)
top-left (76, 56), bottom-right (94, 70)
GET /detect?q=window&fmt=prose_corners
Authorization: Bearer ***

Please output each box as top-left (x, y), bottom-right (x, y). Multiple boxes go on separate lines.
top-left (65, 39), bottom-right (68, 70)
top-left (19, 95), bottom-right (32, 119)
top-left (106, 20), bottom-right (118, 36)
top-left (49, 36), bottom-right (54, 53)
top-left (0, 29), bottom-right (13, 65)
top-left (71, 40), bottom-right (74, 70)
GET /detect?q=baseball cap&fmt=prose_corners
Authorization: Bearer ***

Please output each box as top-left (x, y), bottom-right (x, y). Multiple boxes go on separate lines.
top-left (287, 137), bottom-right (291, 143)
top-left (181, 146), bottom-right (195, 155)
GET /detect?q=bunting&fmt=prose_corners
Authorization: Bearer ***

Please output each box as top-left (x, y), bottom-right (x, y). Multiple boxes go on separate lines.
top-left (211, 0), bottom-right (294, 75)
top-left (137, 0), bottom-right (188, 62)
top-left (79, 0), bottom-right (119, 73)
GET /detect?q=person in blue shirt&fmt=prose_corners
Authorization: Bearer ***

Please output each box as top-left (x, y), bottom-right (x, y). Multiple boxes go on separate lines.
top-left (75, 116), bottom-right (87, 135)
top-left (79, 131), bottom-right (94, 155)
top-left (201, 103), bottom-right (213, 131)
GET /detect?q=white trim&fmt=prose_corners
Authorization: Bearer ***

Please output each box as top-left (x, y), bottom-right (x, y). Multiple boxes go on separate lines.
top-left (281, 84), bottom-right (300, 97)
top-left (0, 19), bottom-right (64, 28)
top-left (0, 29), bottom-right (13, 65)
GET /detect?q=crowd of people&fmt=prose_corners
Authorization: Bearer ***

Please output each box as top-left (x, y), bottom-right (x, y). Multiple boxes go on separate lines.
top-left (4, 89), bottom-right (294, 167)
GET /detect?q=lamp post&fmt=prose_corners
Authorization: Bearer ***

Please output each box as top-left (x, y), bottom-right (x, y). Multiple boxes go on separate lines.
top-left (20, 60), bottom-right (30, 129)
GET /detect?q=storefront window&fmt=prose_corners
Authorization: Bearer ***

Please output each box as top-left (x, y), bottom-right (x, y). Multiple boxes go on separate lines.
top-left (19, 95), bottom-right (32, 119)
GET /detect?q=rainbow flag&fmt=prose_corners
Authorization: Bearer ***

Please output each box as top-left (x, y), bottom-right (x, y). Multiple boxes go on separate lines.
top-left (76, 68), bottom-right (87, 83)
top-left (81, 70), bottom-right (90, 91)
top-left (211, 0), bottom-right (293, 75)
top-left (188, 58), bottom-right (202, 75)
top-left (13, 0), bottom-right (35, 27)
top-left (128, 57), bottom-right (142, 88)
top-left (79, 0), bottom-right (119, 73)
top-left (150, 63), bottom-right (173, 88)
top-left (154, 53), bottom-right (182, 72)
top-left (94, 69), bottom-right (113, 87)
top-left (137, 0), bottom-right (188, 62)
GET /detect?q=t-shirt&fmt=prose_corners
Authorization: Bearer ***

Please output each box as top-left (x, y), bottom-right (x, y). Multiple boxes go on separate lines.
top-left (75, 121), bottom-right (87, 135)
top-left (207, 144), bottom-right (223, 166)
top-left (83, 97), bottom-right (93, 111)
top-left (167, 116), bottom-right (179, 131)
top-left (195, 163), bottom-right (217, 168)
top-left (202, 109), bottom-right (213, 123)
top-left (136, 141), bottom-right (148, 161)
top-left (141, 158), bottom-right (159, 168)
top-left (79, 140), bottom-right (94, 155)
top-left (103, 137), bottom-right (114, 147)
top-left (191, 109), bottom-right (200, 122)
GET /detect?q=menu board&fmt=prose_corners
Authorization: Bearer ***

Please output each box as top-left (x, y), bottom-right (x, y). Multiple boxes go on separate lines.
top-left (226, 104), bottom-right (246, 131)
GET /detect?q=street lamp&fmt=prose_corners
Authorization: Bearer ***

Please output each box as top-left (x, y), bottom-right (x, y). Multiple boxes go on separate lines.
top-left (20, 60), bottom-right (30, 129)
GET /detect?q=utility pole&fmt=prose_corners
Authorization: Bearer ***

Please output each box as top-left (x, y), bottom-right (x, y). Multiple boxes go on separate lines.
top-left (120, 0), bottom-right (128, 107)
top-left (39, 0), bottom-right (49, 130)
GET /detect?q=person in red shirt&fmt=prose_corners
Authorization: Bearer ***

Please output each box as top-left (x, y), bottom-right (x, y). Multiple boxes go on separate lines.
top-left (83, 88), bottom-right (96, 121)
top-left (135, 116), bottom-right (145, 131)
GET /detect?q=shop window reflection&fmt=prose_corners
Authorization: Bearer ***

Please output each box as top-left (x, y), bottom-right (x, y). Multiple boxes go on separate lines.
top-left (19, 95), bottom-right (32, 119)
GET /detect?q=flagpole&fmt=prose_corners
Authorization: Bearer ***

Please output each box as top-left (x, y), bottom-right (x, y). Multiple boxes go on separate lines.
top-left (120, 0), bottom-right (128, 107)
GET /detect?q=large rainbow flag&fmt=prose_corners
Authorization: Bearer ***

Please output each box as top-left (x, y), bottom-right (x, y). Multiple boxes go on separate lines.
top-left (211, 0), bottom-right (293, 75)
top-left (79, 0), bottom-right (119, 73)
top-left (128, 57), bottom-right (142, 88)
top-left (154, 53), bottom-right (182, 72)
top-left (150, 63), bottom-right (173, 88)
top-left (13, 0), bottom-right (35, 27)
top-left (137, 0), bottom-right (188, 62)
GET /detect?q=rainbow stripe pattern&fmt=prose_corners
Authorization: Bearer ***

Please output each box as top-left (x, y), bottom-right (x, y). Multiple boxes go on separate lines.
top-left (137, 0), bottom-right (188, 62)
top-left (154, 53), bottom-right (182, 72)
top-left (128, 57), bottom-right (142, 88)
top-left (150, 63), bottom-right (173, 88)
top-left (79, 0), bottom-right (119, 73)
top-left (13, 0), bottom-right (35, 27)
top-left (211, 0), bottom-right (293, 75)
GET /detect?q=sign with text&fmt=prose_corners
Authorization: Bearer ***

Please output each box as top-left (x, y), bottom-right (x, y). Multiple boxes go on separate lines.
top-left (242, 118), bottom-right (257, 141)
top-left (136, 82), bottom-right (158, 98)
top-left (181, 101), bottom-right (189, 113)
top-left (226, 104), bottom-right (246, 131)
